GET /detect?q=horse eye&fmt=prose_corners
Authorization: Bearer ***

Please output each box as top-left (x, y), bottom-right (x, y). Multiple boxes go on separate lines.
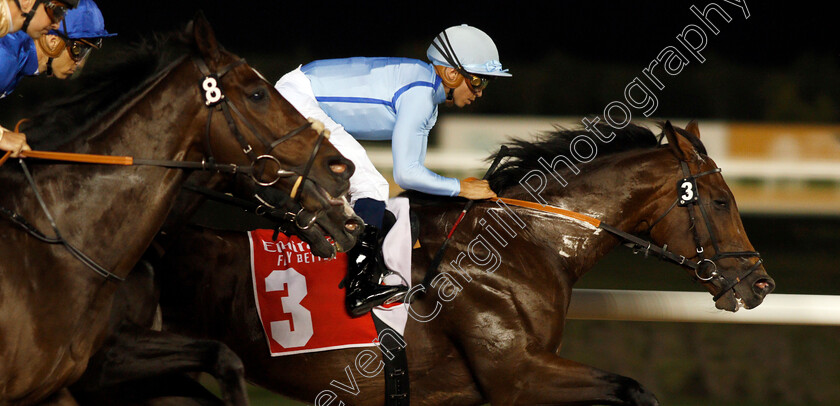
top-left (249, 89), bottom-right (266, 102)
top-left (714, 198), bottom-right (728, 208)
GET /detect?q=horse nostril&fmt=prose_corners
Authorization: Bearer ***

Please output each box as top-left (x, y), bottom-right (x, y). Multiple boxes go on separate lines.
top-left (328, 158), bottom-right (354, 180)
top-left (330, 163), bottom-right (346, 174)
top-left (754, 278), bottom-right (775, 295)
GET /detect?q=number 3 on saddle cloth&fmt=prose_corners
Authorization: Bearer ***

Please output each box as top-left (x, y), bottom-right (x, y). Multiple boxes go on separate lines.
top-left (249, 198), bottom-right (412, 356)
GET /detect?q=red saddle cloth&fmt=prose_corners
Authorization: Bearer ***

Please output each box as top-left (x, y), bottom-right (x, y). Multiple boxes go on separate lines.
top-left (249, 229), bottom-right (378, 356)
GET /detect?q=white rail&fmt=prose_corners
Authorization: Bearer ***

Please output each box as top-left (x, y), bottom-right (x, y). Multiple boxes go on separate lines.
top-left (567, 289), bottom-right (840, 326)
top-left (368, 148), bottom-right (840, 182)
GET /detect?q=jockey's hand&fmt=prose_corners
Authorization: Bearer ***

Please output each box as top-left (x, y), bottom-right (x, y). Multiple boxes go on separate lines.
top-left (0, 129), bottom-right (31, 158)
top-left (458, 178), bottom-right (497, 200)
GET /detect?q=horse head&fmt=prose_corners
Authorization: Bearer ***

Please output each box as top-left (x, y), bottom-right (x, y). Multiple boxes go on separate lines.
top-left (642, 121), bottom-right (775, 311)
top-left (184, 14), bottom-right (362, 256)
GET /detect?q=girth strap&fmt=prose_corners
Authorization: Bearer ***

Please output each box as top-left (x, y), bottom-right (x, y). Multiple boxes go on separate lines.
top-left (371, 314), bottom-right (410, 406)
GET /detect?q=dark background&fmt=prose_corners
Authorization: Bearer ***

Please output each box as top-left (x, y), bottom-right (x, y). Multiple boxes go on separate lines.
top-left (98, 1), bottom-right (838, 120)
top-left (4, 1), bottom-right (839, 122)
top-left (96, 1), bottom-right (826, 67)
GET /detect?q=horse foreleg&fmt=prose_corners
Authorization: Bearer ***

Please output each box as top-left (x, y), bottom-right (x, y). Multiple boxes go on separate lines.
top-left (471, 351), bottom-right (659, 406)
top-left (77, 324), bottom-right (248, 406)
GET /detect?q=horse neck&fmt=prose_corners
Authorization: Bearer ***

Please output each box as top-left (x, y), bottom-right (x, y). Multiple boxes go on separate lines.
top-left (493, 148), bottom-right (673, 281)
top-left (13, 60), bottom-right (206, 277)
top-left (71, 59), bottom-right (201, 157)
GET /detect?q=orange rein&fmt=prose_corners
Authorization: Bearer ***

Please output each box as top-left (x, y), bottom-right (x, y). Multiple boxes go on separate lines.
top-left (1, 118), bottom-right (135, 168)
top-left (489, 197), bottom-right (602, 228)
top-left (461, 175), bottom-right (602, 228)
top-left (21, 150), bottom-right (133, 165)
top-left (1, 150), bottom-right (134, 168)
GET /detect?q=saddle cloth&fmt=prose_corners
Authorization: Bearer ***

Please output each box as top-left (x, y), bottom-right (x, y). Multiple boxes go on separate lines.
top-left (249, 197), bottom-right (412, 357)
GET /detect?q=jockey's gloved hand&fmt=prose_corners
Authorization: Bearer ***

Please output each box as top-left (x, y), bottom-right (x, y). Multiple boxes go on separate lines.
top-left (459, 178), bottom-right (496, 200)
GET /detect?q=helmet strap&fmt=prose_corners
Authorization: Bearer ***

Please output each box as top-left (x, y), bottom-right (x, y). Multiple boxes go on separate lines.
top-left (20, 0), bottom-right (44, 34)
top-left (46, 57), bottom-right (54, 76)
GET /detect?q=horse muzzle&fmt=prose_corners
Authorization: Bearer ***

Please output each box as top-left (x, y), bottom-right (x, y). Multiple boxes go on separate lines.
top-left (712, 261), bottom-right (775, 312)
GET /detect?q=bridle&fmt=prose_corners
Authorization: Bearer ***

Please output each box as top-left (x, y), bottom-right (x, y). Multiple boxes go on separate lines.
top-left (0, 52), bottom-right (330, 282)
top-left (189, 55), bottom-right (327, 201)
top-left (189, 54), bottom-right (330, 230)
top-left (637, 159), bottom-right (763, 302)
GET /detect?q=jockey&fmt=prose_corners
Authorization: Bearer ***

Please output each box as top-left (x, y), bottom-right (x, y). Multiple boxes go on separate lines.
top-left (1, 0), bottom-right (78, 39)
top-left (275, 24), bottom-right (511, 316)
top-left (0, 0), bottom-right (110, 156)
top-left (38, 0), bottom-right (115, 79)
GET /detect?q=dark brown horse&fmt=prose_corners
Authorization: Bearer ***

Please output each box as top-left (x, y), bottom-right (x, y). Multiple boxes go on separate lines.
top-left (0, 15), bottom-right (359, 406)
top-left (92, 121), bottom-right (775, 405)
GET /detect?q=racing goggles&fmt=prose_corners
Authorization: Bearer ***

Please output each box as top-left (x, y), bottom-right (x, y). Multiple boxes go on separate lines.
top-left (44, 1), bottom-right (70, 25)
top-left (463, 72), bottom-right (490, 93)
top-left (62, 37), bottom-right (103, 62)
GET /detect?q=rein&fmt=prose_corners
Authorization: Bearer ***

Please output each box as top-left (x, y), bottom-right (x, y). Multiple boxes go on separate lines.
top-left (488, 196), bottom-right (699, 268)
top-left (422, 153), bottom-right (760, 304)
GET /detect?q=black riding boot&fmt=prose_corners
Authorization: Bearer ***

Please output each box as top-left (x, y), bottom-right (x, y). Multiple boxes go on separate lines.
top-left (344, 225), bottom-right (408, 317)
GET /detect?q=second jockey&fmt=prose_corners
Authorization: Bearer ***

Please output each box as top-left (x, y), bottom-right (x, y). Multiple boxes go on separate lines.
top-left (0, 0), bottom-right (112, 155)
top-left (275, 24), bottom-right (511, 316)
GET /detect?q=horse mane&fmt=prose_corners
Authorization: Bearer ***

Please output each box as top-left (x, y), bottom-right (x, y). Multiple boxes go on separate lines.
top-left (487, 121), bottom-right (663, 192)
top-left (24, 32), bottom-right (194, 150)
top-left (403, 120), bottom-right (710, 204)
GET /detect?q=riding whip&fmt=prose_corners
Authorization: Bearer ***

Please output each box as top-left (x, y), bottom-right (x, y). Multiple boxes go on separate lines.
top-left (421, 145), bottom-right (508, 289)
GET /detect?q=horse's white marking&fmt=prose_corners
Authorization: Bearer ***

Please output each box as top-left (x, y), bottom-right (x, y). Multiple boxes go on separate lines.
top-left (342, 195), bottom-right (355, 217)
top-left (251, 67), bottom-right (270, 84)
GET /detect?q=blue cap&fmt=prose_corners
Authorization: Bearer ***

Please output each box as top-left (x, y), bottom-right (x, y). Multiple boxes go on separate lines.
top-left (49, 0), bottom-right (116, 39)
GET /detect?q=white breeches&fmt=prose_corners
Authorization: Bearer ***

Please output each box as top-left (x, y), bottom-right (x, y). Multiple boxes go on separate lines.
top-left (274, 67), bottom-right (390, 204)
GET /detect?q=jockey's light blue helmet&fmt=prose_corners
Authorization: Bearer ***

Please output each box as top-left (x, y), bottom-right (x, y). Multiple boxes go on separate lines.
top-left (426, 24), bottom-right (511, 77)
top-left (49, 0), bottom-right (116, 39)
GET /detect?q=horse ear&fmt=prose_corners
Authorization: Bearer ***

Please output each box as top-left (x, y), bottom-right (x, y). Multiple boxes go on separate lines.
top-left (662, 120), bottom-right (694, 161)
top-left (685, 120), bottom-right (701, 139)
top-left (192, 11), bottom-right (221, 63)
